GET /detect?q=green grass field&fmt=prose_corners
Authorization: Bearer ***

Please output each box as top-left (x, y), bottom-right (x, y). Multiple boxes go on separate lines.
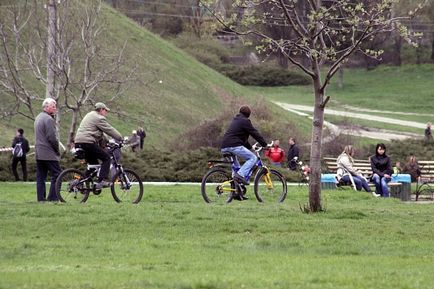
top-left (1, 183), bottom-right (433, 289)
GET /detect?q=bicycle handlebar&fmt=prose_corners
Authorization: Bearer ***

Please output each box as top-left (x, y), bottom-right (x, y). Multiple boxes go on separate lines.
top-left (252, 141), bottom-right (274, 153)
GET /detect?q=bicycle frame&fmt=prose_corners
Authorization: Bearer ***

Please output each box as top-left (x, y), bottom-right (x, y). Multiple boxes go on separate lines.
top-left (209, 145), bottom-right (274, 189)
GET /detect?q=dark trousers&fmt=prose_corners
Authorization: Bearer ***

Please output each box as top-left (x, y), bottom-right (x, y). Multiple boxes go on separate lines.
top-left (12, 156), bottom-right (27, 181)
top-left (36, 160), bottom-right (61, 202)
top-left (75, 143), bottom-right (110, 182)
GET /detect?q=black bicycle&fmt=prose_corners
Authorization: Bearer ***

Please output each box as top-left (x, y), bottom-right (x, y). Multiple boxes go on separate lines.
top-left (201, 143), bottom-right (287, 203)
top-left (55, 141), bottom-right (143, 204)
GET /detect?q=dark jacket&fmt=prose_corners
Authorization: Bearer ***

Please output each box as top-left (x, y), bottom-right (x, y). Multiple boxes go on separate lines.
top-left (370, 154), bottom-right (393, 177)
top-left (12, 135), bottom-right (30, 158)
top-left (403, 162), bottom-right (421, 182)
top-left (287, 144), bottom-right (300, 170)
top-left (221, 114), bottom-right (267, 149)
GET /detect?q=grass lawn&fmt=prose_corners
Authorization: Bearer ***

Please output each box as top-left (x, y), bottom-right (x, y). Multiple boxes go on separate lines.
top-left (252, 64), bottom-right (434, 124)
top-left (1, 183), bottom-right (433, 289)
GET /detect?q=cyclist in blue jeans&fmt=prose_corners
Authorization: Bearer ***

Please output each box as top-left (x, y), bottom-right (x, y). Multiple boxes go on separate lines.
top-left (220, 105), bottom-right (268, 187)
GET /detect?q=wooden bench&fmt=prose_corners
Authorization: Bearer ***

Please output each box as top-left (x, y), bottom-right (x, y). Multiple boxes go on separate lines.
top-left (414, 161), bottom-right (434, 201)
top-left (323, 157), bottom-right (409, 200)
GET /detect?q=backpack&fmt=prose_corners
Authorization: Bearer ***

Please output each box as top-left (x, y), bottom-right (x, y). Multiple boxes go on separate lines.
top-left (12, 142), bottom-right (24, 158)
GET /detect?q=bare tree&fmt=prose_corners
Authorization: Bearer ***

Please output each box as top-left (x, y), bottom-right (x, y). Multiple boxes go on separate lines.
top-left (202, 0), bottom-right (423, 212)
top-left (0, 0), bottom-right (137, 148)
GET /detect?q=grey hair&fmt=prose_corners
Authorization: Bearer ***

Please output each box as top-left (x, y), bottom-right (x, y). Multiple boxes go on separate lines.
top-left (42, 98), bottom-right (56, 108)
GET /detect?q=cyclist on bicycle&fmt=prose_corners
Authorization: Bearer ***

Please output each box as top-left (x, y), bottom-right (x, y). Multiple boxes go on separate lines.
top-left (221, 105), bottom-right (268, 186)
top-left (74, 102), bottom-right (123, 189)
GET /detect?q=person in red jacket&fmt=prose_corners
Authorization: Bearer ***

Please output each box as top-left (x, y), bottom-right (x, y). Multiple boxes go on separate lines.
top-left (265, 139), bottom-right (285, 167)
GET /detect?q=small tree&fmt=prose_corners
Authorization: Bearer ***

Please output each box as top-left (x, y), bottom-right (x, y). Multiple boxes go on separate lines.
top-left (202, 0), bottom-right (423, 212)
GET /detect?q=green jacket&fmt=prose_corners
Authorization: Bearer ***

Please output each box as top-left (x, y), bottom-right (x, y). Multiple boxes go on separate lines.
top-left (75, 111), bottom-right (122, 144)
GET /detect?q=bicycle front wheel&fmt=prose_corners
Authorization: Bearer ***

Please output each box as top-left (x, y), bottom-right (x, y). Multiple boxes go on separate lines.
top-left (201, 168), bottom-right (235, 203)
top-left (254, 168), bottom-right (287, 203)
top-left (55, 168), bottom-right (91, 203)
top-left (111, 169), bottom-right (144, 203)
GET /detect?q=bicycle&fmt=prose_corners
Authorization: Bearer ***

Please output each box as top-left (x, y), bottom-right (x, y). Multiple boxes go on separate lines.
top-left (55, 141), bottom-right (144, 204)
top-left (201, 143), bottom-right (287, 203)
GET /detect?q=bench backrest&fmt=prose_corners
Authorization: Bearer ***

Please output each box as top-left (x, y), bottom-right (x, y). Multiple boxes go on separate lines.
top-left (416, 161), bottom-right (434, 179)
top-left (324, 157), bottom-right (372, 179)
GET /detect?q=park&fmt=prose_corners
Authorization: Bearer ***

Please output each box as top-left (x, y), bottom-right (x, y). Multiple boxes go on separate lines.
top-left (1, 1), bottom-right (434, 288)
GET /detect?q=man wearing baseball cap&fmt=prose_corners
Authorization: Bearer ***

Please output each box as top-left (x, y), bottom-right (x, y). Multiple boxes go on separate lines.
top-left (74, 102), bottom-right (123, 189)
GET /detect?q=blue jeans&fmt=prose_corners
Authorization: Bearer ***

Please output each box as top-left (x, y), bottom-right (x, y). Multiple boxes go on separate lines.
top-left (221, 146), bottom-right (257, 180)
top-left (371, 174), bottom-right (391, 197)
top-left (341, 175), bottom-right (371, 192)
top-left (36, 160), bottom-right (61, 202)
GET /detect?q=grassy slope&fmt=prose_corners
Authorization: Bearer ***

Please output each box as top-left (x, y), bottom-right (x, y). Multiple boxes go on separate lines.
top-left (0, 183), bottom-right (433, 289)
top-left (0, 4), bottom-right (312, 148)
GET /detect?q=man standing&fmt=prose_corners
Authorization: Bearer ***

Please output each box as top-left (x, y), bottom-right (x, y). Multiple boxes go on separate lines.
top-left (11, 128), bottom-right (30, 181)
top-left (221, 105), bottom-right (268, 186)
top-left (287, 137), bottom-right (300, 171)
top-left (264, 139), bottom-right (285, 167)
top-left (129, 130), bottom-right (140, 152)
top-left (425, 122), bottom-right (432, 143)
top-left (137, 127), bottom-right (146, 150)
top-left (74, 102), bottom-right (123, 189)
top-left (34, 98), bottom-right (61, 202)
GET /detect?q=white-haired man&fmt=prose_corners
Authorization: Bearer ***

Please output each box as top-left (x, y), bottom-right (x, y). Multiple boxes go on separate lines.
top-left (34, 98), bottom-right (61, 202)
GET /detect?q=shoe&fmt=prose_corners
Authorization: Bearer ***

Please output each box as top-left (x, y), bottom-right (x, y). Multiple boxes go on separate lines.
top-left (233, 194), bottom-right (249, 201)
top-left (233, 173), bottom-right (249, 185)
top-left (371, 191), bottom-right (381, 198)
top-left (94, 181), bottom-right (112, 190)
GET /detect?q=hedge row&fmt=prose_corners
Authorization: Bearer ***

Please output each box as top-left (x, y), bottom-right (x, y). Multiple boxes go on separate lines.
top-left (0, 147), bottom-right (301, 183)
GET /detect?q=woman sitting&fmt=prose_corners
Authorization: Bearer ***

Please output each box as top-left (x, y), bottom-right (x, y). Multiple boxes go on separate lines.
top-left (403, 155), bottom-right (421, 182)
top-left (336, 145), bottom-right (379, 197)
top-left (370, 143), bottom-right (393, 198)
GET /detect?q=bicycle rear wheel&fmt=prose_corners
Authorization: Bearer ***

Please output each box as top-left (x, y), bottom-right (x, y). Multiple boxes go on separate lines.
top-left (201, 168), bottom-right (235, 203)
top-left (254, 168), bottom-right (287, 203)
top-left (111, 169), bottom-right (143, 203)
top-left (55, 168), bottom-right (91, 203)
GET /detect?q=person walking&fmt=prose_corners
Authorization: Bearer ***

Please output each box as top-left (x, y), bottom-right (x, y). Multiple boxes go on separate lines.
top-left (34, 98), bottom-right (61, 202)
top-left (11, 128), bottom-right (30, 181)
top-left (424, 122), bottom-right (432, 143)
top-left (287, 137), bottom-right (300, 170)
top-left (370, 143), bottom-right (393, 198)
top-left (74, 102), bottom-right (123, 189)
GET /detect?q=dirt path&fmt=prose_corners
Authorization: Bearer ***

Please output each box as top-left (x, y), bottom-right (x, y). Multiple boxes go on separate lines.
top-left (274, 102), bottom-right (424, 141)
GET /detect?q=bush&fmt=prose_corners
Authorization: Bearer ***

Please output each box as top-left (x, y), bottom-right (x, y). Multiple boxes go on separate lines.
top-left (220, 64), bottom-right (311, 86)
top-left (173, 34), bottom-right (231, 66)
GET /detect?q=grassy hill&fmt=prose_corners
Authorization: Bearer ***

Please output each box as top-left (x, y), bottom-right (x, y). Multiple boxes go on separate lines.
top-left (0, 3), bottom-right (311, 149)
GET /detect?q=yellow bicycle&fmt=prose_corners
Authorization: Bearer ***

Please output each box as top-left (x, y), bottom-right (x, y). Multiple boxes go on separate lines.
top-left (201, 144), bottom-right (287, 203)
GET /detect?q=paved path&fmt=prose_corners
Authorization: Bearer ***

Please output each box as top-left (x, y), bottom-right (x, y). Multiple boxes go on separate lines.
top-left (274, 102), bottom-right (424, 141)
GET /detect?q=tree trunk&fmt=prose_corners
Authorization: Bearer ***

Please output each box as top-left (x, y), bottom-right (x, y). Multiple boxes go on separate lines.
top-left (394, 34), bottom-right (402, 66)
top-left (67, 109), bottom-right (79, 150)
top-left (431, 33), bottom-right (434, 62)
top-left (337, 67), bottom-right (343, 89)
top-left (277, 52), bottom-right (288, 69)
top-left (308, 71), bottom-right (325, 212)
top-left (46, 0), bottom-right (57, 99)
